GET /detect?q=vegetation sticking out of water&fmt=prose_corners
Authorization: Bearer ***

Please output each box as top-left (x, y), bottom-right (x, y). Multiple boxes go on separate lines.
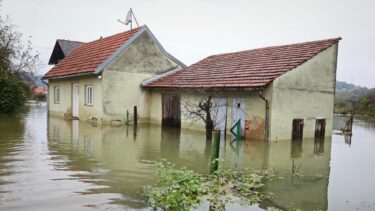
top-left (144, 159), bottom-right (274, 211)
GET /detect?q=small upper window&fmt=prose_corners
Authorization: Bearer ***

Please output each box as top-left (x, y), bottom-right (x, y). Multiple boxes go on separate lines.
top-left (85, 85), bottom-right (93, 106)
top-left (54, 86), bottom-right (60, 104)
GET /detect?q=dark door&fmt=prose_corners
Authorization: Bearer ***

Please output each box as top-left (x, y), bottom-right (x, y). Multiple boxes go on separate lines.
top-left (292, 119), bottom-right (304, 140)
top-left (315, 119), bottom-right (326, 139)
top-left (162, 95), bottom-right (181, 128)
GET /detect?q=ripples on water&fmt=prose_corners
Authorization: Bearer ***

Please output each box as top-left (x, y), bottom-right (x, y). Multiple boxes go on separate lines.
top-left (0, 103), bottom-right (374, 210)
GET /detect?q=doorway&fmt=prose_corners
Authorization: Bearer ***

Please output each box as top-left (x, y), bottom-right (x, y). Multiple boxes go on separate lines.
top-left (72, 84), bottom-right (79, 119)
top-left (211, 98), bottom-right (228, 131)
top-left (315, 118), bottom-right (326, 139)
top-left (232, 98), bottom-right (246, 136)
top-left (162, 95), bottom-right (181, 128)
top-left (292, 119), bottom-right (304, 140)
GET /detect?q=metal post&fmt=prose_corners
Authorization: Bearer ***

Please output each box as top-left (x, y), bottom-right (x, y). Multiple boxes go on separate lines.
top-left (236, 121), bottom-right (241, 140)
top-left (210, 130), bottom-right (221, 174)
top-left (134, 106), bottom-right (138, 125)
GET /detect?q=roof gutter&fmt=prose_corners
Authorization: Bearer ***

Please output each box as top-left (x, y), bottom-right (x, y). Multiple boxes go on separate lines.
top-left (41, 78), bottom-right (48, 85)
top-left (42, 72), bottom-right (96, 80)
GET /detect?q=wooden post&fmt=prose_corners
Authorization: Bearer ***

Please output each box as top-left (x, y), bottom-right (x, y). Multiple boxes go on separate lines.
top-left (134, 106), bottom-right (138, 125)
top-left (210, 130), bottom-right (221, 174)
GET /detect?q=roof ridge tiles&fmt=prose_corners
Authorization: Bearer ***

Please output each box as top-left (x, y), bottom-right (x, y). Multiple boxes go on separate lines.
top-left (144, 37), bottom-right (341, 89)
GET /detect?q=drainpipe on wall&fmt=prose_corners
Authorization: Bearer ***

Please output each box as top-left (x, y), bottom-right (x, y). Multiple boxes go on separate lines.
top-left (42, 79), bottom-right (49, 111)
top-left (259, 91), bottom-right (269, 142)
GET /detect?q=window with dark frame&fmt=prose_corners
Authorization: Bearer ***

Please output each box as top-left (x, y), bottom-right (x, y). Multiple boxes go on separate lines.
top-left (85, 85), bottom-right (93, 106)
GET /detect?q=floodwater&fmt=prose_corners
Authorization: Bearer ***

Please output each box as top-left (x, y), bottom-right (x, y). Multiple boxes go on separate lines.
top-left (0, 104), bottom-right (374, 211)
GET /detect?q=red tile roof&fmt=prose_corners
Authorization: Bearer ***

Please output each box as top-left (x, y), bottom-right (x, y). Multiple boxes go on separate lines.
top-left (43, 27), bottom-right (141, 78)
top-left (32, 86), bottom-right (47, 94)
top-left (143, 38), bottom-right (340, 89)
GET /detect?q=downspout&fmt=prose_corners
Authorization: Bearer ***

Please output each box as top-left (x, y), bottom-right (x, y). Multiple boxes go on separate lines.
top-left (259, 91), bottom-right (269, 142)
top-left (42, 78), bottom-right (49, 111)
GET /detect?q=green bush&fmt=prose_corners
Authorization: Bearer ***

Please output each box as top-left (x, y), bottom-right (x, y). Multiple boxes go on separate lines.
top-left (33, 93), bottom-right (46, 101)
top-left (0, 70), bottom-right (27, 113)
top-left (144, 160), bottom-right (274, 211)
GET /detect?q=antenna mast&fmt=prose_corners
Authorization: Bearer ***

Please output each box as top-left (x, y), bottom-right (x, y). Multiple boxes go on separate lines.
top-left (118, 8), bottom-right (139, 30)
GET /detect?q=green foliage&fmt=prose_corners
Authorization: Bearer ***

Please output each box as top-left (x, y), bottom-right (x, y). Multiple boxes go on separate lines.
top-left (145, 160), bottom-right (207, 210)
top-left (32, 93), bottom-right (46, 101)
top-left (0, 69), bottom-right (27, 113)
top-left (335, 85), bottom-right (375, 119)
top-left (144, 160), bottom-right (274, 211)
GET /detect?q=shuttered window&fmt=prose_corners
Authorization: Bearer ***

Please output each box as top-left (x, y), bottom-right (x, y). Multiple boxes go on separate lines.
top-left (85, 85), bottom-right (93, 106)
top-left (54, 86), bottom-right (60, 104)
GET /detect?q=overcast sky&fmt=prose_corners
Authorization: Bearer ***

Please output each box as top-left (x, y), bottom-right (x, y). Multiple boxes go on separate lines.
top-left (1, 0), bottom-right (374, 88)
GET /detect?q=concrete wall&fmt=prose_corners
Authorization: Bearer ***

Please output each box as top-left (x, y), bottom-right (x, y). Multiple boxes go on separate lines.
top-left (48, 76), bottom-right (103, 121)
top-left (101, 32), bottom-right (181, 123)
top-left (268, 44), bottom-right (338, 140)
top-left (148, 90), bottom-right (270, 140)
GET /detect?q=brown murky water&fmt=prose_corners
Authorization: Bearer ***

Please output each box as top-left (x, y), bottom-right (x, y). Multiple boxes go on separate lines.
top-left (0, 103), bottom-right (374, 210)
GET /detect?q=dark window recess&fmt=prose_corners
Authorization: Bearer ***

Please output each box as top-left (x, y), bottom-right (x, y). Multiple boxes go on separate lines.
top-left (315, 119), bottom-right (326, 139)
top-left (162, 95), bottom-right (181, 128)
top-left (237, 103), bottom-right (241, 108)
top-left (292, 119), bottom-right (304, 140)
top-left (133, 106), bottom-right (138, 125)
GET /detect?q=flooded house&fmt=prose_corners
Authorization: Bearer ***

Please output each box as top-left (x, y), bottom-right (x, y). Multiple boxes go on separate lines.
top-left (43, 25), bottom-right (185, 124)
top-left (43, 25), bottom-right (340, 141)
top-left (143, 38), bottom-right (341, 141)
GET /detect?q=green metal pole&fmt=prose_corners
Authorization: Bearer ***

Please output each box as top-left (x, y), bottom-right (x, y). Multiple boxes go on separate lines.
top-left (210, 130), bottom-right (221, 174)
top-left (236, 121), bottom-right (241, 140)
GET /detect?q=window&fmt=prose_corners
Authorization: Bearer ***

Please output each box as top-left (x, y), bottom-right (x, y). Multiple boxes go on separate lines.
top-left (85, 85), bottom-right (93, 106)
top-left (54, 86), bottom-right (60, 104)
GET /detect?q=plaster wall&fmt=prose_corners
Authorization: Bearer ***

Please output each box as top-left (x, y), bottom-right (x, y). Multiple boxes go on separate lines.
top-left (148, 90), bottom-right (270, 140)
top-left (48, 76), bottom-right (103, 121)
top-left (101, 32), bottom-right (180, 123)
top-left (268, 44), bottom-right (338, 140)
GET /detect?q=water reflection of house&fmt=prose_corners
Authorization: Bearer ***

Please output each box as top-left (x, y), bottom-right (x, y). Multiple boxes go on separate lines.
top-left (43, 24), bottom-right (340, 141)
top-left (47, 114), bottom-right (331, 210)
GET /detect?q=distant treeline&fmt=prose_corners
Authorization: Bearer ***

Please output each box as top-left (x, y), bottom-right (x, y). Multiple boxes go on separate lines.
top-left (335, 81), bottom-right (375, 118)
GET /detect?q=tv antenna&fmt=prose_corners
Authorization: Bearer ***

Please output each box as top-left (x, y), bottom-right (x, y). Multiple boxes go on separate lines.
top-left (118, 8), bottom-right (139, 30)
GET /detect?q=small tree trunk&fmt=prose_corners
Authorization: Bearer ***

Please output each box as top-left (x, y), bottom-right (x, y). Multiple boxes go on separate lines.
top-left (205, 96), bottom-right (214, 140)
top-left (206, 120), bottom-right (214, 140)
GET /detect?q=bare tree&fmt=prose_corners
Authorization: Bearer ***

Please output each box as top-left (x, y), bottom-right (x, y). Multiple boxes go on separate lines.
top-left (0, 8), bottom-right (40, 80)
top-left (183, 95), bottom-right (231, 140)
top-left (183, 96), bottom-right (215, 140)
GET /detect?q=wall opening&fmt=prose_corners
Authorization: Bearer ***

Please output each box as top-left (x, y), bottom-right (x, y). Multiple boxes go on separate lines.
top-left (232, 98), bottom-right (246, 136)
top-left (162, 95), bottom-right (181, 128)
top-left (292, 119), bottom-right (304, 140)
top-left (315, 119), bottom-right (326, 139)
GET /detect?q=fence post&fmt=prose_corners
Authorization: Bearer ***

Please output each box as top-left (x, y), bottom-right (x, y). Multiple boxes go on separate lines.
top-left (134, 106), bottom-right (138, 125)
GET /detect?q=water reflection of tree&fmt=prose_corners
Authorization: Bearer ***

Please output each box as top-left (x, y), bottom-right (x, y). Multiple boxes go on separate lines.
top-left (0, 110), bottom-right (27, 180)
